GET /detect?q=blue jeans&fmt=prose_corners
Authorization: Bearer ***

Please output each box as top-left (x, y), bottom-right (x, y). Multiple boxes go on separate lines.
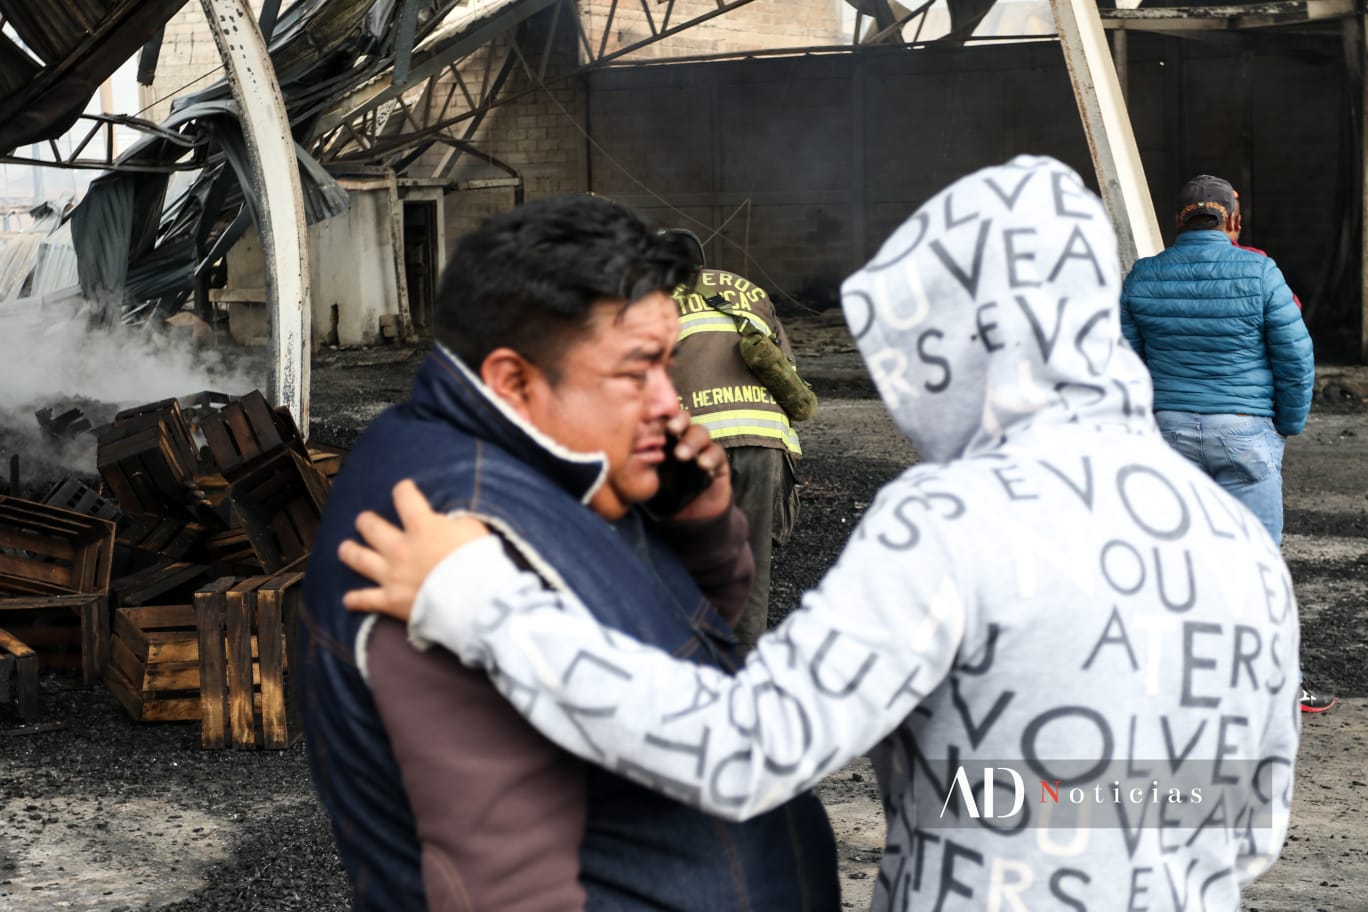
top-left (1154, 411), bottom-right (1286, 544)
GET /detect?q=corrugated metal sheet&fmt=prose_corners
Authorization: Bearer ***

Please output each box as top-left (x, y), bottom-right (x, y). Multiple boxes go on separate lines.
top-left (44, 0), bottom-right (533, 323)
top-left (0, 213), bottom-right (83, 335)
top-left (0, 0), bottom-right (190, 154)
top-left (0, 1), bottom-right (122, 63)
top-left (69, 96), bottom-right (349, 316)
top-left (0, 33), bottom-right (40, 97)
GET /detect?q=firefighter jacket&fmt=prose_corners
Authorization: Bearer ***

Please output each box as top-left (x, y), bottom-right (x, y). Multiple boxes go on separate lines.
top-left (670, 268), bottom-right (802, 455)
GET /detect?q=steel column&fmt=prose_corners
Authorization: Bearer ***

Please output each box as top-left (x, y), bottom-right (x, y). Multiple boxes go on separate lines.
top-left (1111, 27), bottom-right (1128, 101)
top-left (1050, 0), bottom-right (1162, 271)
top-left (1354, 14), bottom-right (1368, 362)
top-left (200, 0), bottom-right (312, 433)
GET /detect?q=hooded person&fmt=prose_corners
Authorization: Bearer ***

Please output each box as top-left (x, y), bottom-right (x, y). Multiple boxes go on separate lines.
top-left (338, 157), bottom-right (1301, 910)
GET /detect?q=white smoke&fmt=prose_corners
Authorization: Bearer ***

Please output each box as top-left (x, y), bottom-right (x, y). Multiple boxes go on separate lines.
top-left (0, 212), bottom-right (269, 487)
top-left (0, 308), bottom-right (266, 484)
top-left (2, 317), bottom-right (261, 409)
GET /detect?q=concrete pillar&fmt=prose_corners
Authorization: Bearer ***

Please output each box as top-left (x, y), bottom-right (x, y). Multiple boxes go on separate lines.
top-left (200, 0), bottom-right (312, 433)
top-left (1049, 0), bottom-right (1162, 271)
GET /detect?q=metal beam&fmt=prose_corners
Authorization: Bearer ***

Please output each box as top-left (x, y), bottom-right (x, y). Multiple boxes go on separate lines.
top-left (1050, 0), bottom-right (1162, 271)
top-left (1111, 28), bottom-right (1128, 100)
top-left (1353, 14), bottom-right (1368, 361)
top-left (1100, 0), bottom-right (1354, 32)
top-left (1237, 0), bottom-right (1353, 28)
top-left (313, 0), bottom-right (559, 138)
top-left (0, 113), bottom-right (205, 171)
top-left (392, 0), bottom-right (423, 86)
top-left (200, 0), bottom-right (312, 434)
top-left (319, 0), bottom-right (766, 166)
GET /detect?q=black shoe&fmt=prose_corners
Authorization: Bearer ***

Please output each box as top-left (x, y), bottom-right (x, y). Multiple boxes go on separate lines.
top-left (1300, 685), bottom-right (1338, 713)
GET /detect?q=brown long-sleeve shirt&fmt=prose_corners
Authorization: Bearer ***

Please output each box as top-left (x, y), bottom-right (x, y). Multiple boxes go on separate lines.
top-left (365, 505), bottom-right (754, 910)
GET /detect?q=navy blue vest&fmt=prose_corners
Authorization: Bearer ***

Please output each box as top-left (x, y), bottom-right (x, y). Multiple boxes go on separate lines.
top-left (300, 349), bottom-right (838, 910)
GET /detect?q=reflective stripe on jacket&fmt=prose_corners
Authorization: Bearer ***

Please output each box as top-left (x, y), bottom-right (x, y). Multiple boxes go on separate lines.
top-left (670, 268), bottom-right (802, 455)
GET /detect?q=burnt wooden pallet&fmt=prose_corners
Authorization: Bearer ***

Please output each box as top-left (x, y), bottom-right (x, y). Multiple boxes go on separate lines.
top-left (196, 577), bottom-right (267, 749)
top-left (112, 559), bottom-right (211, 607)
top-left (230, 449), bottom-right (328, 572)
top-left (96, 400), bottom-right (200, 518)
top-left (0, 626), bottom-right (39, 721)
top-left (196, 568), bottom-right (302, 750)
top-left (255, 570), bottom-right (303, 750)
top-left (0, 593), bottom-right (108, 686)
top-left (115, 516), bottom-right (207, 575)
top-left (0, 497), bottom-right (116, 597)
top-left (200, 527), bottom-right (263, 578)
top-left (194, 578), bottom-right (239, 748)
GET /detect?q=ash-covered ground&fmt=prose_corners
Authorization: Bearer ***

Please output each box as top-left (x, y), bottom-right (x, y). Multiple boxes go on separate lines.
top-left (3, 314), bottom-right (1367, 911)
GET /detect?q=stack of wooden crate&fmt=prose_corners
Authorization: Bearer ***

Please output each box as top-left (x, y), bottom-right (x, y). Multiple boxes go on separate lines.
top-left (202, 391), bottom-right (331, 573)
top-left (0, 390), bottom-right (336, 746)
top-left (0, 498), bottom-right (116, 721)
top-left (107, 565), bottom-right (304, 751)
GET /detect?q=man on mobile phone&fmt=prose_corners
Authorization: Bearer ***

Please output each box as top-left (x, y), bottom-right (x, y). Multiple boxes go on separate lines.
top-left (299, 195), bottom-right (837, 910)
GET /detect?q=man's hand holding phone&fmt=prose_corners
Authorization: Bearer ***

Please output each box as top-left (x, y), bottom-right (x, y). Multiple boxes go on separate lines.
top-left (642, 412), bottom-right (731, 523)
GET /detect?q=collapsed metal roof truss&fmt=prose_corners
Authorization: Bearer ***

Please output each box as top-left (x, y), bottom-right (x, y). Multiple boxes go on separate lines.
top-left (310, 0), bottom-right (763, 169)
top-left (0, 0), bottom-right (192, 156)
top-left (0, 112), bottom-right (208, 172)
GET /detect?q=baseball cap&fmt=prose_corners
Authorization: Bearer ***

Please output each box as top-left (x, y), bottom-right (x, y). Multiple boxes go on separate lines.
top-left (1176, 175), bottom-right (1237, 226)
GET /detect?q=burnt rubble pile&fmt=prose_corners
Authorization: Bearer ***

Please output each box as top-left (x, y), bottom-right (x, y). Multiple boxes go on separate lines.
top-left (0, 391), bottom-right (344, 749)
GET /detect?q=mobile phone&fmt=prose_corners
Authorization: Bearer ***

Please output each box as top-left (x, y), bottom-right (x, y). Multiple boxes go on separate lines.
top-left (641, 431), bottom-right (713, 522)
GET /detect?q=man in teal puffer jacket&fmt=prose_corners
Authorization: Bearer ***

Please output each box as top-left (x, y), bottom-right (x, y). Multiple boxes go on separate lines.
top-left (1121, 174), bottom-right (1313, 541)
top-left (1121, 174), bottom-right (1330, 713)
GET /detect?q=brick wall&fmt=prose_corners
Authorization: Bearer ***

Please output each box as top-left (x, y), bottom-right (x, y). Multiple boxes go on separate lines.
top-left (136, 1), bottom-right (279, 123)
top-left (422, 1), bottom-right (849, 257)
top-left (577, 0), bottom-right (847, 61)
top-left (419, 7), bottom-right (590, 238)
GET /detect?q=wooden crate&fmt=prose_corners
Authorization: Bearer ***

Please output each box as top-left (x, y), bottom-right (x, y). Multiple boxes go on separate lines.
top-left (112, 559), bottom-right (211, 608)
top-left (200, 391), bottom-right (301, 480)
top-left (96, 400), bottom-right (200, 518)
top-left (43, 477), bottom-right (121, 521)
top-left (179, 390), bottom-right (233, 435)
top-left (0, 497), bottom-right (116, 596)
top-left (0, 627), bottom-right (39, 721)
top-left (196, 568), bottom-right (302, 750)
top-left (108, 604), bottom-right (204, 722)
top-left (306, 444), bottom-right (346, 481)
top-left (199, 527), bottom-right (264, 578)
top-left (115, 516), bottom-right (206, 576)
top-left (0, 593), bottom-right (108, 686)
top-left (230, 449), bottom-right (328, 572)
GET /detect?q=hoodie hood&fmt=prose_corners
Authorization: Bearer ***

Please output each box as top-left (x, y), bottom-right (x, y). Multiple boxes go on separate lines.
top-left (841, 155), bottom-right (1154, 463)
